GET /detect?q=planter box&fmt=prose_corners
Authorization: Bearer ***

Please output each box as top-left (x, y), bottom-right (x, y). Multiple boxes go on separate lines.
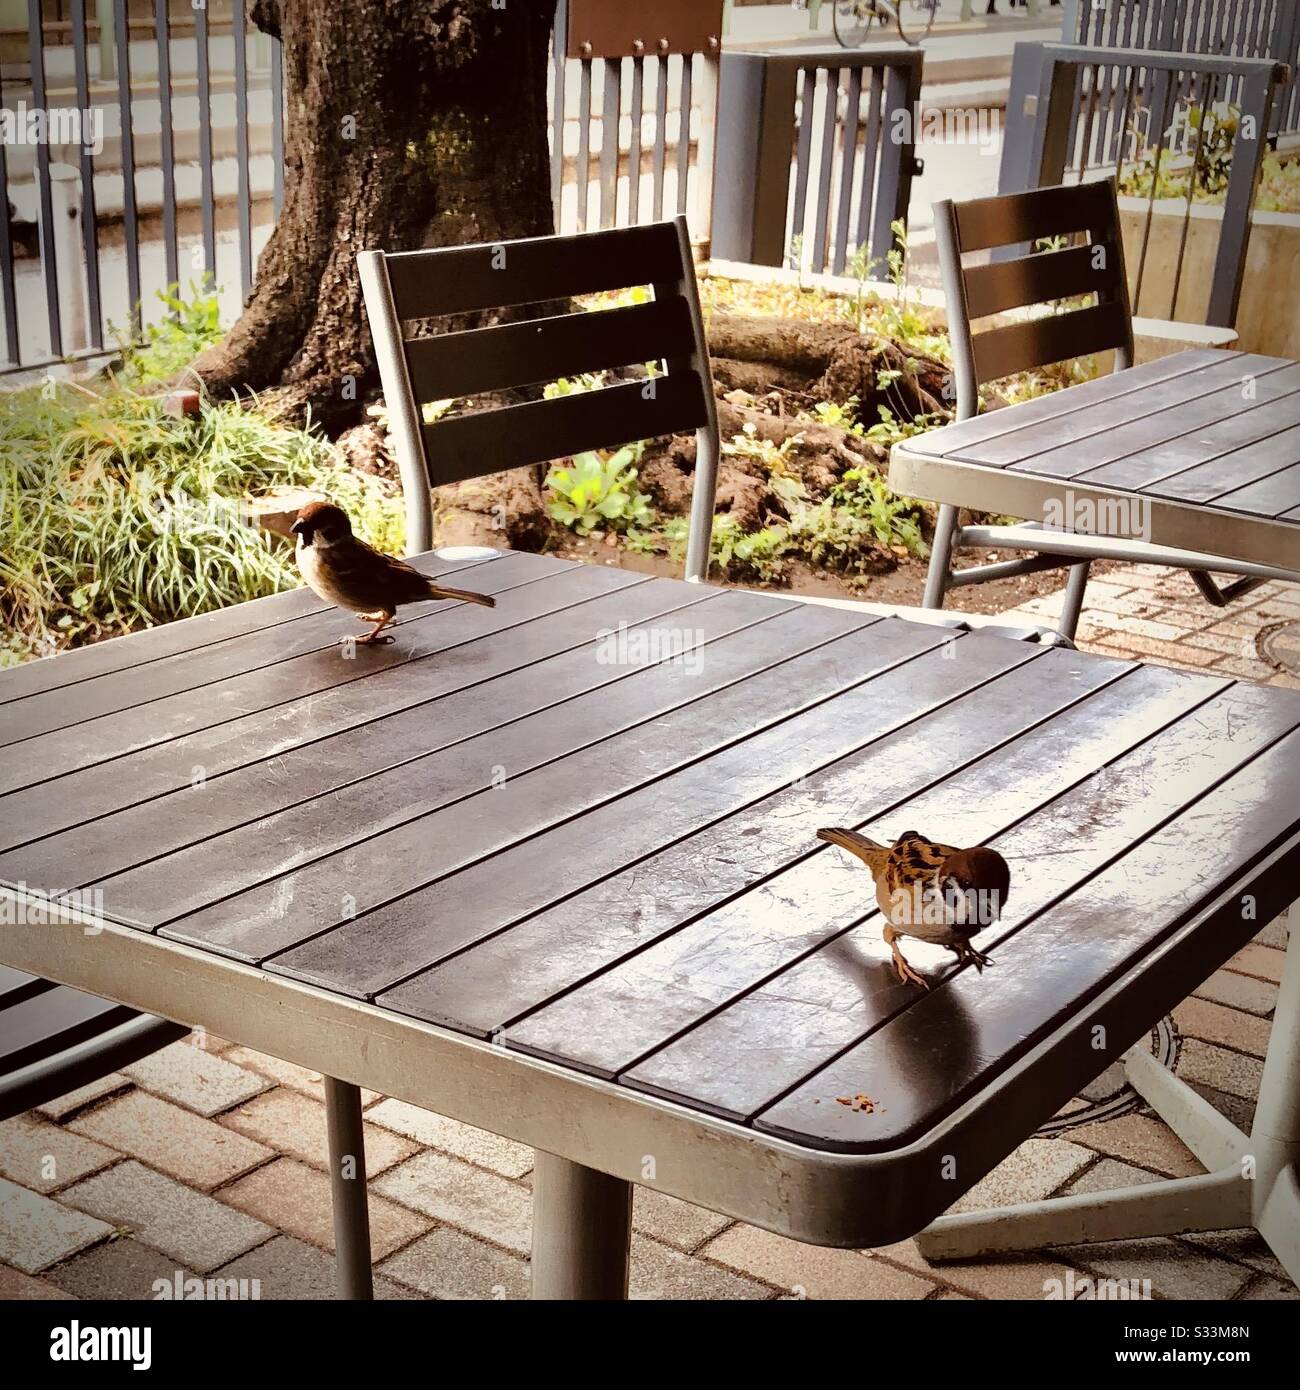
top-left (1119, 194), bottom-right (1300, 358)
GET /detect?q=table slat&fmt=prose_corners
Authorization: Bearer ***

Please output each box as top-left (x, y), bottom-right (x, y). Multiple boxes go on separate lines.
top-left (905, 351), bottom-right (1229, 457)
top-left (204, 626), bottom-right (1015, 974)
top-left (0, 552), bottom-right (504, 738)
top-left (1143, 418), bottom-right (1300, 505)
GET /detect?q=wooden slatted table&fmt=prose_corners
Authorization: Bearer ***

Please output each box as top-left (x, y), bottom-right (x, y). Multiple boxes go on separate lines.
top-left (2, 548), bottom-right (1299, 1296)
top-left (889, 348), bottom-right (1300, 572)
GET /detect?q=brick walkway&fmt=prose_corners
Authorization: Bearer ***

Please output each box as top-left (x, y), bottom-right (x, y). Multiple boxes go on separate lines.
top-left (2, 564), bottom-right (1297, 1301)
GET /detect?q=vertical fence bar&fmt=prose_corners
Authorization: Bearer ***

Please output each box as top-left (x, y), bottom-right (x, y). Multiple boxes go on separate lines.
top-left (26, 0), bottom-right (62, 358)
top-left (1169, 67), bottom-right (1216, 321)
top-left (0, 65), bottom-right (19, 364)
top-left (789, 67), bottom-right (815, 269)
top-left (68, 0), bottom-right (102, 350)
top-left (810, 68), bottom-right (838, 273)
top-left (627, 55), bottom-right (644, 224)
top-left (652, 54), bottom-right (669, 220)
top-left (692, 51), bottom-right (719, 254)
top-left (112, 0), bottom-right (141, 335)
top-left (870, 57), bottom-right (921, 274)
top-left (232, 0), bottom-right (253, 297)
top-left (831, 65), bottom-right (862, 275)
top-left (196, 1), bottom-right (215, 280)
top-left (271, 35), bottom-right (285, 216)
top-left (676, 54), bottom-right (693, 218)
top-left (551, 0), bottom-right (567, 214)
top-left (854, 65), bottom-right (883, 265)
top-left (154, 0), bottom-right (179, 287)
top-left (575, 58), bottom-right (592, 231)
top-left (1208, 62), bottom-right (1276, 328)
top-left (598, 59), bottom-right (621, 230)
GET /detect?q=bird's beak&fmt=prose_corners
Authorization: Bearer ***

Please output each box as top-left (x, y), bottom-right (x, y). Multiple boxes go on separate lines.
top-left (290, 518), bottom-right (305, 535)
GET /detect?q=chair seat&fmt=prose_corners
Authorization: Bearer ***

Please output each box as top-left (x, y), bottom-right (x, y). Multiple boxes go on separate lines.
top-left (0, 965), bottom-right (186, 1120)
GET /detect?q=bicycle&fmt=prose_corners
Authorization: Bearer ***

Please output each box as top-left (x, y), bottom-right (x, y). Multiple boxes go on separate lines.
top-left (832, 0), bottom-right (938, 48)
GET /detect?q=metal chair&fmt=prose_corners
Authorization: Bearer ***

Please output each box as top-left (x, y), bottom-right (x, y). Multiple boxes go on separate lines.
top-left (359, 214), bottom-right (1072, 648)
top-left (358, 215), bottom-right (721, 582)
top-left (926, 176), bottom-right (1292, 641)
top-left (1, 965), bottom-right (186, 1121)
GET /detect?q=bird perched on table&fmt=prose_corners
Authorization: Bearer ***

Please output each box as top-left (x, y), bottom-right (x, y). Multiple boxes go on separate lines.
top-left (291, 500), bottom-right (495, 645)
top-left (815, 827), bottom-right (1010, 989)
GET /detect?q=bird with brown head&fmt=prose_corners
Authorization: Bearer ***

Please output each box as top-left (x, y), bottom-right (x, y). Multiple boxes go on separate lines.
top-left (815, 827), bottom-right (1010, 989)
top-left (291, 501), bottom-right (495, 646)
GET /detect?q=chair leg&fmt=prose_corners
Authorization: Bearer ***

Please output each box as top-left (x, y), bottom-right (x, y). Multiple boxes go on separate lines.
top-left (923, 504), bottom-right (960, 609)
top-left (531, 1150), bottom-right (632, 1299)
top-left (324, 1076), bottom-right (374, 1300)
top-left (1057, 560), bottom-right (1091, 641)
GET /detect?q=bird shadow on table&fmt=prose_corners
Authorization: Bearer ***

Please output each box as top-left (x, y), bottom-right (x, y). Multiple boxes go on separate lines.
top-left (818, 930), bottom-right (982, 1095)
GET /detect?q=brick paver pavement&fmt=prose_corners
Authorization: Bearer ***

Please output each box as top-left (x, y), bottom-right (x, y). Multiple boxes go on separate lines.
top-left (2, 565), bottom-right (1296, 1300)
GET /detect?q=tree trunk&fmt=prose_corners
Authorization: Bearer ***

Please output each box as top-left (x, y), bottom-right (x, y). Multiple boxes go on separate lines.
top-left (192, 0), bottom-right (558, 431)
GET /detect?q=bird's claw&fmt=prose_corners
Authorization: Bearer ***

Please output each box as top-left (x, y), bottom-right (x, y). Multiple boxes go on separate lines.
top-left (346, 632), bottom-right (395, 646)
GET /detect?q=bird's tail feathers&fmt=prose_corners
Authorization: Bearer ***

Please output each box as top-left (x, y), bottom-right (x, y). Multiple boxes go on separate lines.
top-left (816, 827), bottom-right (887, 864)
top-left (427, 583), bottom-right (496, 608)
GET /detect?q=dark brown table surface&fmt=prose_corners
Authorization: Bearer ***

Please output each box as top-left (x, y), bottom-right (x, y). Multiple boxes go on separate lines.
top-left (889, 348), bottom-right (1300, 572)
top-left (2, 549), bottom-right (1299, 1174)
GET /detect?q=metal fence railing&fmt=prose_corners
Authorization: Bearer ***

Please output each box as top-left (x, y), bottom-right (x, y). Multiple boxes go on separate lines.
top-left (999, 42), bottom-right (1288, 328)
top-left (1, 0), bottom-right (280, 377)
top-left (1, 1), bottom-right (720, 378)
top-left (549, 1), bottom-right (720, 238)
top-left (710, 47), bottom-right (924, 277)
top-left (1062, 0), bottom-right (1300, 138)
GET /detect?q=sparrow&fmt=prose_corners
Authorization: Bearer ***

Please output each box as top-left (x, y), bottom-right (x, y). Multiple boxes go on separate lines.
top-left (815, 827), bottom-right (1010, 989)
top-left (291, 501), bottom-right (495, 645)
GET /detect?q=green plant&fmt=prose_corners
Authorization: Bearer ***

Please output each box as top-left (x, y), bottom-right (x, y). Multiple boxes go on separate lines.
top-left (111, 280), bottom-right (223, 386)
top-left (784, 466), bottom-right (929, 572)
top-left (806, 398), bottom-right (866, 437)
top-left (722, 420), bottom-right (802, 472)
top-left (0, 376), bottom-right (404, 662)
top-left (544, 446), bottom-right (654, 535)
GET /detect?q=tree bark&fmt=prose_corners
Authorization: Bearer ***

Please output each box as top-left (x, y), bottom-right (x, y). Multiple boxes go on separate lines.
top-left (192, 0), bottom-right (558, 431)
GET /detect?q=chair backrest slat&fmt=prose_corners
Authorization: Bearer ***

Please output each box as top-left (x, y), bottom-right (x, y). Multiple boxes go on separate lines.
top-left (971, 300), bottom-right (1132, 384)
top-left (383, 222), bottom-right (685, 318)
top-left (422, 374), bottom-right (710, 486)
top-left (935, 177), bottom-right (1134, 416)
top-left (963, 241), bottom-right (1123, 320)
top-left (952, 178), bottom-right (1117, 254)
top-left (404, 297), bottom-right (697, 402)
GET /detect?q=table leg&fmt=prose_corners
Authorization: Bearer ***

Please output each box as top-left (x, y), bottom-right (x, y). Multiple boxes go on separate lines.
top-left (531, 1150), bottom-right (632, 1299)
top-left (324, 1076), bottom-right (374, 1300)
top-left (918, 910), bottom-right (1300, 1285)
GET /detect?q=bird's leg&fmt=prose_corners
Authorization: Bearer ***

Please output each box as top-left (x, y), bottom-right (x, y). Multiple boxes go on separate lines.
top-left (954, 941), bottom-right (994, 973)
top-left (883, 924), bottom-right (929, 991)
top-left (349, 611), bottom-right (395, 646)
